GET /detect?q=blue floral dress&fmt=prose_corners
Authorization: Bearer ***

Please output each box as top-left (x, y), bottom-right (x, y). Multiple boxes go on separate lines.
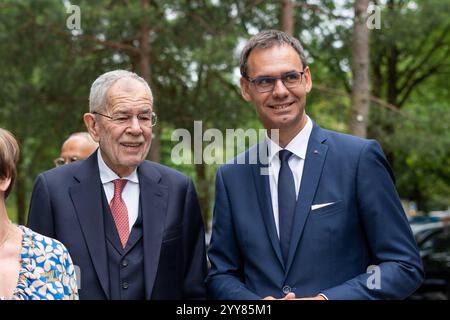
top-left (0, 226), bottom-right (79, 300)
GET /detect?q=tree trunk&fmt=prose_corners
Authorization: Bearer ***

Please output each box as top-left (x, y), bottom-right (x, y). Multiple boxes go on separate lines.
top-left (349, 0), bottom-right (370, 138)
top-left (281, 0), bottom-right (294, 35)
top-left (387, 45), bottom-right (398, 106)
top-left (139, 0), bottom-right (160, 163)
top-left (194, 163), bottom-right (211, 232)
top-left (372, 55), bottom-right (383, 99)
top-left (380, 2), bottom-right (400, 164)
top-left (385, 0), bottom-right (399, 107)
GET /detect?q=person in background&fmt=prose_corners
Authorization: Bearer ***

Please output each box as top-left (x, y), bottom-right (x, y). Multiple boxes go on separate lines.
top-left (0, 128), bottom-right (78, 300)
top-left (54, 132), bottom-right (98, 167)
top-left (28, 70), bottom-right (207, 300)
top-left (206, 30), bottom-right (423, 300)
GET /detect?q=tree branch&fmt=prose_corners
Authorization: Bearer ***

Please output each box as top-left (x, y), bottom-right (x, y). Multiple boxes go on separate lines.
top-left (184, 0), bottom-right (265, 36)
top-left (397, 62), bottom-right (447, 107)
top-left (398, 25), bottom-right (450, 94)
top-left (313, 83), bottom-right (408, 117)
top-left (50, 27), bottom-right (141, 55)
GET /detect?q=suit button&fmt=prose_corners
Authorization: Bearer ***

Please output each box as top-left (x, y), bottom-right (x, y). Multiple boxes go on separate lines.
top-left (282, 285), bottom-right (292, 295)
top-left (122, 282), bottom-right (129, 290)
top-left (122, 260), bottom-right (128, 267)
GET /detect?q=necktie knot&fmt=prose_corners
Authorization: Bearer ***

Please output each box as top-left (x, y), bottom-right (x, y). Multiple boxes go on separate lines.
top-left (279, 149), bottom-right (293, 164)
top-left (113, 179), bottom-right (128, 197)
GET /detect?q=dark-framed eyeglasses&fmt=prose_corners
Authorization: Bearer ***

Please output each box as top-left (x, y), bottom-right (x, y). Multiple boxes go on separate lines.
top-left (54, 156), bottom-right (79, 167)
top-left (246, 70), bottom-right (305, 93)
top-left (92, 111), bottom-right (157, 128)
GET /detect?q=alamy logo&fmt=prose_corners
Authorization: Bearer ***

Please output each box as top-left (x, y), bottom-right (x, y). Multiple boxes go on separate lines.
top-left (367, 5), bottom-right (381, 30)
top-left (366, 265), bottom-right (381, 289)
top-left (66, 4), bottom-right (81, 31)
top-left (170, 121), bottom-right (280, 175)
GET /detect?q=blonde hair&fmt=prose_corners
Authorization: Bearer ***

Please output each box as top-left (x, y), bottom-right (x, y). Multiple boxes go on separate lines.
top-left (0, 128), bottom-right (19, 198)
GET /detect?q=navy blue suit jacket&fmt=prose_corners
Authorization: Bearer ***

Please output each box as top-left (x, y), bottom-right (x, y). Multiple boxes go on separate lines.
top-left (206, 124), bottom-right (423, 299)
top-left (28, 151), bottom-right (207, 299)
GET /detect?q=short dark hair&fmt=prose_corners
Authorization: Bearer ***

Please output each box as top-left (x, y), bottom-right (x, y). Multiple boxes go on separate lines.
top-left (0, 128), bottom-right (19, 199)
top-left (240, 29), bottom-right (308, 78)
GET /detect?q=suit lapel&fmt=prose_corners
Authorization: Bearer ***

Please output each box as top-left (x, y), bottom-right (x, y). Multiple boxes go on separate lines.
top-left (69, 152), bottom-right (110, 299)
top-left (285, 125), bottom-right (328, 274)
top-left (251, 142), bottom-right (285, 269)
top-left (138, 163), bottom-right (169, 300)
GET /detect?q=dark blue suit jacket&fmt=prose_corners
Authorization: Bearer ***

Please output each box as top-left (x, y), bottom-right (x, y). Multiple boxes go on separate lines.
top-left (28, 151), bottom-right (207, 299)
top-left (206, 124), bottom-right (423, 299)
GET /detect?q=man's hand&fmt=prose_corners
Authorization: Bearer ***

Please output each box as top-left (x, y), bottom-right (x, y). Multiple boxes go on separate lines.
top-left (262, 292), bottom-right (296, 300)
top-left (262, 293), bottom-right (326, 300)
top-left (298, 294), bottom-right (326, 300)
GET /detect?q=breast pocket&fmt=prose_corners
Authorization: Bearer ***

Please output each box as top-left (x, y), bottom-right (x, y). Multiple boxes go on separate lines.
top-left (309, 200), bottom-right (344, 218)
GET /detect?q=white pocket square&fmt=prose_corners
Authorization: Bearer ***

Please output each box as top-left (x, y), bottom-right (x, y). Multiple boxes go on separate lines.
top-left (311, 202), bottom-right (335, 210)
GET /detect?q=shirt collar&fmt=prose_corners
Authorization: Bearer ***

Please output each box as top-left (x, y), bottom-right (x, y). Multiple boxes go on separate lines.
top-left (97, 150), bottom-right (139, 184)
top-left (266, 115), bottom-right (313, 163)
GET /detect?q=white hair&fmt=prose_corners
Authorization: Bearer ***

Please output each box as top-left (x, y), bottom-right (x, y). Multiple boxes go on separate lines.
top-left (88, 70), bottom-right (153, 112)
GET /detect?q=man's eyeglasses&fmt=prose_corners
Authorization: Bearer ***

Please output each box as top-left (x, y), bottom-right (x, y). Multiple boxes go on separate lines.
top-left (54, 156), bottom-right (79, 167)
top-left (246, 71), bottom-right (305, 93)
top-left (92, 111), bottom-right (157, 128)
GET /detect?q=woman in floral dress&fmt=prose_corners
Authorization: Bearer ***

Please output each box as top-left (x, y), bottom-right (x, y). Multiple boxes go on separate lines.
top-left (0, 128), bottom-right (78, 300)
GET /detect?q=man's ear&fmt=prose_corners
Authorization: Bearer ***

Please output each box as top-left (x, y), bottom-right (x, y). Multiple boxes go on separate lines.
top-left (240, 77), bottom-right (253, 102)
top-left (83, 113), bottom-right (100, 143)
top-left (303, 66), bottom-right (313, 93)
top-left (0, 177), bottom-right (11, 193)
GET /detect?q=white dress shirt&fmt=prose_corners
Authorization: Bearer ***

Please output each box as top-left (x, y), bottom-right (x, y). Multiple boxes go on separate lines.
top-left (97, 151), bottom-right (140, 231)
top-left (266, 115), bottom-right (313, 238)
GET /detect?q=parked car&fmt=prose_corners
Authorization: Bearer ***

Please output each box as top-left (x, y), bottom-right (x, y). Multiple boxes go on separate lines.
top-left (409, 215), bottom-right (443, 235)
top-left (409, 224), bottom-right (450, 300)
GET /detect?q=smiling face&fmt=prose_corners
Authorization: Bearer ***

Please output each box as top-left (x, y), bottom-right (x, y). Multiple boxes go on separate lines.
top-left (84, 77), bottom-right (153, 177)
top-left (240, 44), bottom-right (312, 146)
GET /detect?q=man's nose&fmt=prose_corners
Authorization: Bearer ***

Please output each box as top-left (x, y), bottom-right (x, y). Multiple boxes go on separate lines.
top-left (127, 116), bottom-right (144, 133)
top-left (272, 79), bottom-right (289, 98)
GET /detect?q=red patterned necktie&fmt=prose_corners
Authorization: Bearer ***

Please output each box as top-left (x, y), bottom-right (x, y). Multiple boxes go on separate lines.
top-left (110, 179), bottom-right (130, 248)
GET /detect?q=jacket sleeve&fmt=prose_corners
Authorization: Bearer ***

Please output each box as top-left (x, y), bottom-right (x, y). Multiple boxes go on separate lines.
top-left (206, 168), bottom-right (261, 300)
top-left (182, 177), bottom-right (208, 299)
top-left (322, 140), bottom-right (424, 299)
top-left (27, 174), bottom-right (56, 238)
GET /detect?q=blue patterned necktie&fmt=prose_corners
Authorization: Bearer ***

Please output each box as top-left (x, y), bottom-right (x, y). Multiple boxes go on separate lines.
top-left (278, 149), bottom-right (296, 264)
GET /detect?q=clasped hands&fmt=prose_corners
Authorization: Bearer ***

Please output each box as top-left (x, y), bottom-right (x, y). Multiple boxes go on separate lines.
top-left (263, 293), bottom-right (326, 300)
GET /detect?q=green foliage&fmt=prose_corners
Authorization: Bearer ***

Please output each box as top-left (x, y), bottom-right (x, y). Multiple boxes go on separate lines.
top-left (370, 0), bottom-right (450, 107)
top-left (390, 97), bottom-right (450, 211)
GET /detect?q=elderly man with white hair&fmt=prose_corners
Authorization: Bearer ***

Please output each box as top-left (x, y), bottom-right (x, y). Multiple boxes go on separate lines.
top-left (28, 70), bottom-right (207, 300)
